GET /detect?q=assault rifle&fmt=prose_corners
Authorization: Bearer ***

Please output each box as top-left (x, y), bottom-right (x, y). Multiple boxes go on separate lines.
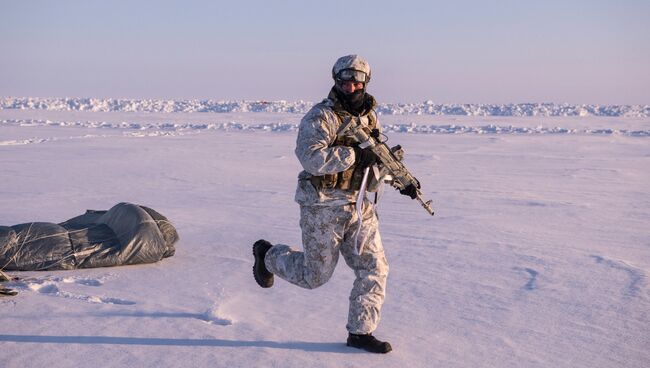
top-left (338, 116), bottom-right (435, 216)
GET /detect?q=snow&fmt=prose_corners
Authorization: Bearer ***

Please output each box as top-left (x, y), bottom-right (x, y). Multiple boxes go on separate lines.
top-left (0, 100), bottom-right (649, 367)
top-left (2, 96), bottom-right (649, 117)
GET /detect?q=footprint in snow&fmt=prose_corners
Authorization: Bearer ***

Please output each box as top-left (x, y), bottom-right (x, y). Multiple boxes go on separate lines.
top-left (198, 302), bottom-right (234, 326)
top-left (514, 267), bottom-right (539, 291)
top-left (61, 276), bottom-right (103, 287)
top-left (590, 255), bottom-right (645, 298)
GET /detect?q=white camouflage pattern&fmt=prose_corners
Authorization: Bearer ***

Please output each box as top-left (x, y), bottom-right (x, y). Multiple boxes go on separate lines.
top-left (265, 201), bottom-right (388, 334)
top-left (332, 54), bottom-right (371, 81)
top-left (265, 91), bottom-right (389, 334)
top-left (293, 99), bottom-right (380, 206)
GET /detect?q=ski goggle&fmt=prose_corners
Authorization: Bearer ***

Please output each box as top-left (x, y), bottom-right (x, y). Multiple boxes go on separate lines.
top-left (335, 69), bottom-right (369, 83)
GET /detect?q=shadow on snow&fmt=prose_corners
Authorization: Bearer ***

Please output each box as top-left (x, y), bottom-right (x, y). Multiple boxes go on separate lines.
top-left (0, 334), bottom-right (358, 353)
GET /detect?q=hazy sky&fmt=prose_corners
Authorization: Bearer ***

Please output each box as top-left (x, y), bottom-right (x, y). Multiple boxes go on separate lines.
top-left (1, 0), bottom-right (648, 104)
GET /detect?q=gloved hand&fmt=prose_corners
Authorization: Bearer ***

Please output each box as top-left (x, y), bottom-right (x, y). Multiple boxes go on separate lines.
top-left (399, 184), bottom-right (419, 199)
top-left (399, 178), bottom-right (421, 199)
top-left (353, 146), bottom-right (379, 169)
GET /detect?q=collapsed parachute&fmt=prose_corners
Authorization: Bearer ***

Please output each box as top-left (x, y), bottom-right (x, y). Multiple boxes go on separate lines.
top-left (0, 202), bottom-right (178, 271)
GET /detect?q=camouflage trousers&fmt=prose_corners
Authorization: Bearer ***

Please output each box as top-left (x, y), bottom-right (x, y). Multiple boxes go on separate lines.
top-left (264, 201), bottom-right (389, 334)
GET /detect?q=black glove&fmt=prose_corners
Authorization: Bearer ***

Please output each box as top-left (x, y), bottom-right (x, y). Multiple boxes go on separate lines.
top-left (353, 146), bottom-right (379, 169)
top-left (399, 184), bottom-right (419, 199)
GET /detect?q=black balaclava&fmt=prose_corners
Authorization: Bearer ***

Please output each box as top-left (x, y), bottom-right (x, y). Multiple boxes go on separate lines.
top-left (333, 82), bottom-right (366, 115)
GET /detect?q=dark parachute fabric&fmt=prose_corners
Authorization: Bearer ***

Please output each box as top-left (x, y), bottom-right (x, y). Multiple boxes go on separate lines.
top-left (0, 203), bottom-right (178, 271)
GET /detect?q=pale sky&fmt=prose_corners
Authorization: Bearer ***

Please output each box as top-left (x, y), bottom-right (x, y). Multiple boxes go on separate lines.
top-left (1, 0), bottom-right (648, 104)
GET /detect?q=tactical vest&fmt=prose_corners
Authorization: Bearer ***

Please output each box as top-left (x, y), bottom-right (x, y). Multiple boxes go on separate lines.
top-left (310, 108), bottom-right (378, 191)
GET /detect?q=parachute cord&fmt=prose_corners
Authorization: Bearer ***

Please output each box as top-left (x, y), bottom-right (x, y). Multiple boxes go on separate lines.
top-left (1, 221), bottom-right (34, 272)
top-left (354, 166), bottom-right (371, 255)
top-left (0, 269), bottom-right (10, 282)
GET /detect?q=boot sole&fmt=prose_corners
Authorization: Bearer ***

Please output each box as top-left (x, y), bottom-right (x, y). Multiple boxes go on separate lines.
top-left (253, 242), bottom-right (274, 288)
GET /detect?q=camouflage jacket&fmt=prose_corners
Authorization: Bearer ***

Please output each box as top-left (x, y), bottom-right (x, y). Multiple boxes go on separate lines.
top-left (294, 89), bottom-right (381, 206)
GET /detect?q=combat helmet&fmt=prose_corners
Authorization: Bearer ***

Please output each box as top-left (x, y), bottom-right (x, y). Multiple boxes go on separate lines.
top-left (332, 55), bottom-right (371, 84)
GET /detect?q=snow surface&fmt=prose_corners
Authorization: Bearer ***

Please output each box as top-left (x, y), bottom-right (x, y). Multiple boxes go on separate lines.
top-left (0, 101), bottom-right (649, 368)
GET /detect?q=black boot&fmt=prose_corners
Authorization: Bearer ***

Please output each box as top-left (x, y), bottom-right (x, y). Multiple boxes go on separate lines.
top-left (252, 239), bottom-right (274, 288)
top-left (346, 333), bottom-right (392, 353)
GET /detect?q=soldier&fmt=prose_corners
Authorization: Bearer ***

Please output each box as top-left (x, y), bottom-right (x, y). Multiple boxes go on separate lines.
top-left (253, 55), bottom-right (411, 354)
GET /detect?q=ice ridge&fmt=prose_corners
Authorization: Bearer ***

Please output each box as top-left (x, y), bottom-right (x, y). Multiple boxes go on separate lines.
top-left (1, 97), bottom-right (648, 117)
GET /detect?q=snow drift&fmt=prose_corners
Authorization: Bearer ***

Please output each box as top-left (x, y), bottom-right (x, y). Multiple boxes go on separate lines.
top-left (1, 97), bottom-right (648, 117)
